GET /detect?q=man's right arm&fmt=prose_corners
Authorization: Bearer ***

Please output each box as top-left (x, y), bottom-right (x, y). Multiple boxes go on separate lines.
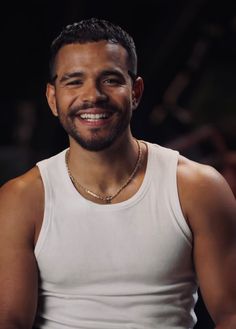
top-left (0, 168), bottom-right (43, 329)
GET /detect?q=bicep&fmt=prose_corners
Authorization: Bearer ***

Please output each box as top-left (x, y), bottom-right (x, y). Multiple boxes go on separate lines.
top-left (190, 169), bottom-right (236, 323)
top-left (0, 246), bottom-right (38, 328)
top-left (0, 180), bottom-right (39, 329)
top-left (194, 213), bottom-right (236, 319)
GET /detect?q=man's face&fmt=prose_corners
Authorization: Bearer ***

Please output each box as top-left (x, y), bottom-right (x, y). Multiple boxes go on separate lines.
top-left (47, 41), bottom-right (142, 151)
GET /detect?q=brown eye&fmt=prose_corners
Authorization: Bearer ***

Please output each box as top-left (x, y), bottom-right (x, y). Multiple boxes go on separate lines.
top-left (66, 80), bottom-right (83, 86)
top-left (103, 78), bottom-right (122, 85)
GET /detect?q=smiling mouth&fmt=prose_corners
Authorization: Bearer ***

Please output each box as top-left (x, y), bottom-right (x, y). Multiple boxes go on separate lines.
top-left (79, 113), bottom-right (112, 121)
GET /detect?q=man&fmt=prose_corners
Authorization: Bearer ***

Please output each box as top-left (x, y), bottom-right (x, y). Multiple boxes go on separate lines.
top-left (0, 18), bottom-right (236, 329)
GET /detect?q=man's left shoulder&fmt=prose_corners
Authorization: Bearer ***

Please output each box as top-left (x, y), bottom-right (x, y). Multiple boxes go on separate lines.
top-left (177, 155), bottom-right (225, 189)
top-left (176, 154), bottom-right (236, 225)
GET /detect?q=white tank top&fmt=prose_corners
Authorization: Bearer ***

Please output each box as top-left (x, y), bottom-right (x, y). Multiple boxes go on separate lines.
top-left (34, 142), bottom-right (198, 329)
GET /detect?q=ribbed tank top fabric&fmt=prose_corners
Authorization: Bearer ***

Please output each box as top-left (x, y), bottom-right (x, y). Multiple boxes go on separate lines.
top-left (34, 142), bottom-right (198, 329)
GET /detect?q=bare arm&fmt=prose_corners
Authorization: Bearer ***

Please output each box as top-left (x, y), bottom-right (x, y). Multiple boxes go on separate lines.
top-left (0, 168), bottom-right (43, 329)
top-left (178, 156), bottom-right (236, 328)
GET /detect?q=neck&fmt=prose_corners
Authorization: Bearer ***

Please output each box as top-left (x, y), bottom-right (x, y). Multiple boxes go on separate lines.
top-left (67, 135), bottom-right (140, 194)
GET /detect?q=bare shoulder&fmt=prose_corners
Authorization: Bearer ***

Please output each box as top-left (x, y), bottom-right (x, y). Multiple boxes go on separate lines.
top-left (0, 167), bottom-right (44, 245)
top-left (177, 155), bottom-right (236, 231)
top-left (0, 166), bottom-right (43, 209)
top-left (177, 154), bottom-right (231, 192)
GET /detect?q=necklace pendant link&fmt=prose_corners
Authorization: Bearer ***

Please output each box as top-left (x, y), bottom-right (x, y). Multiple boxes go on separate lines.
top-left (105, 196), bottom-right (113, 203)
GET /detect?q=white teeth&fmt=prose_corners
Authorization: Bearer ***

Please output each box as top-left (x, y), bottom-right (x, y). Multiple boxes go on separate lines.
top-left (80, 113), bottom-right (109, 120)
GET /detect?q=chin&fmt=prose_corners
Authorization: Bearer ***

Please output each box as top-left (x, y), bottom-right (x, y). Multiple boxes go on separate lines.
top-left (74, 135), bottom-right (116, 152)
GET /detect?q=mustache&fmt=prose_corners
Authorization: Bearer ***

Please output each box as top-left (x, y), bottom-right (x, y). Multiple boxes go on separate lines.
top-left (69, 102), bottom-right (118, 117)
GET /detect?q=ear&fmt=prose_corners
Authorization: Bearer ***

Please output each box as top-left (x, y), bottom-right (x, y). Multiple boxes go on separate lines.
top-left (132, 77), bottom-right (144, 111)
top-left (46, 83), bottom-right (58, 117)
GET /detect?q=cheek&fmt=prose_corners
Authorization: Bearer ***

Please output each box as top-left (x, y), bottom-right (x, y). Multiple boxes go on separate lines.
top-left (111, 89), bottom-right (132, 108)
top-left (121, 94), bottom-right (133, 113)
top-left (55, 89), bottom-right (79, 109)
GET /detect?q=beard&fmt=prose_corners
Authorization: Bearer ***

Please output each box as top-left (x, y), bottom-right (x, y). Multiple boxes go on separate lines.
top-left (56, 100), bottom-right (132, 151)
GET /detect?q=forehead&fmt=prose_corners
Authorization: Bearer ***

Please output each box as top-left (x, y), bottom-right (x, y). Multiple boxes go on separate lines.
top-left (54, 40), bottom-right (129, 75)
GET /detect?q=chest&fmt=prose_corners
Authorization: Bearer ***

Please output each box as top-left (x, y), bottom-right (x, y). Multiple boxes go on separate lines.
top-left (36, 199), bottom-right (194, 294)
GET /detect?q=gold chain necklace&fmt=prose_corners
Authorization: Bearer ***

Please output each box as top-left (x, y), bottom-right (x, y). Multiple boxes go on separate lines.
top-left (65, 139), bottom-right (142, 203)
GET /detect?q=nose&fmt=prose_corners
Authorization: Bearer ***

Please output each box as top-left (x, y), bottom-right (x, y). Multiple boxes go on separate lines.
top-left (80, 80), bottom-right (107, 103)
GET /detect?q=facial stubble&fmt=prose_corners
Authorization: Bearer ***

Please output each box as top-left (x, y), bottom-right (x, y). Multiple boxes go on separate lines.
top-left (56, 101), bottom-right (133, 151)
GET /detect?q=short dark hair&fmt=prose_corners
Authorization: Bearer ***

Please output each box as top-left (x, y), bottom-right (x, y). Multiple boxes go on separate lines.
top-left (49, 18), bottom-right (137, 83)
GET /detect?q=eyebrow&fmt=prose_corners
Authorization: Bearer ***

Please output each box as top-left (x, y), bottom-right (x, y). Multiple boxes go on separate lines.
top-left (100, 69), bottom-right (124, 77)
top-left (102, 69), bottom-right (137, 83)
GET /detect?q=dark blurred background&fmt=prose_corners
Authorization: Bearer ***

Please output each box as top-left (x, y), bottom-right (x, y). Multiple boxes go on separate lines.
top-left (1, 0), bottom-right (236, 327)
